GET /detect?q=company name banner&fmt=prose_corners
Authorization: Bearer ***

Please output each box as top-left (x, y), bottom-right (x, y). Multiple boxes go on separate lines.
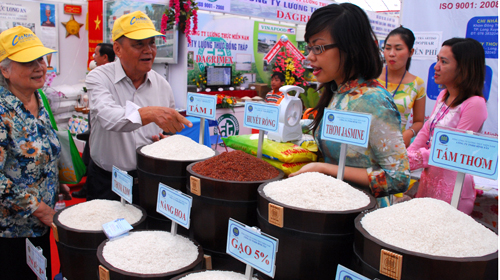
top-left (197, 0), bottom-right (331, 24)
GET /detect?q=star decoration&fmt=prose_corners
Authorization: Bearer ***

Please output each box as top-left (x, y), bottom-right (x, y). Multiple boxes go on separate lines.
top-left (94, 15), bottom-right (101, 30)
top-left (62, 15), bottom-right (84, 38)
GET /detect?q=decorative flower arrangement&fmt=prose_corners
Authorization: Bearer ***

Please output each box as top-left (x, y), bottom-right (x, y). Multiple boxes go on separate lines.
top-left (216, 94), bottom-right (236, 112)
top-left (161, 0), bottom-right (199, 44)
top-left (192, 74), bottom-right (206, 90)
top-left (273, 48), bottom-right (308, 87)
top-left (232, 73), bottom-right (248, 86)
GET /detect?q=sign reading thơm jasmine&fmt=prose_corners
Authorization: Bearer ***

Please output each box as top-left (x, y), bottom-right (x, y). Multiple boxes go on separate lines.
top-left (186, 92), bottom-right (217, 120)
top-left (429, 127), bottom-right (498, 180)
top-left (320, 109), bottom-right (372, 148)
top-left (226, 218), bottom-right (278, 278)
top-left (156, 183), bottom-right (193, 229)
top-left (243, 102), bottom-right (279, 132)
top-left (112, 166), bottom-right (133, 204)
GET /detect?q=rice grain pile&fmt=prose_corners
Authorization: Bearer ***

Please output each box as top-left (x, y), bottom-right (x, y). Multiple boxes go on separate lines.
top-left (102, 231), bottom-right (199, 274)
top-left (179, 270), bottom-right (258, 280)
top-left (263, 172), bottom-right (370, 211)
top-left (57, 199), bottom-right (143, 231)
top-left (361, 198), bottom-right (498, 257)
top-left (192, 150), bottom-right (280, 181)
top-left (141, 135), bottom-right (215, 160)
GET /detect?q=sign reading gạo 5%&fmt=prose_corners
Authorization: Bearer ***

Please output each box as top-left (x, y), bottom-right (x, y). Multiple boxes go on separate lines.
top-left (227, 218), bottom-right (278, 278)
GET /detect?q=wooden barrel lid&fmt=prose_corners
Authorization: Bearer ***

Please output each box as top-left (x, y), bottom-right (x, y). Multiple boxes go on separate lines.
top-left (186, 163), bottom-right (284, 201)
top-left (136, 146), bottom-right (218, 176)
top-left (257, 183), bottom-right (377, 234)
top-left (170, 269), bottom-right (265, 280)
top-left (97, 230), bottom-right (204, 280)
top-left (53, 202), bottom-right (147, 249)
top-left (354, 211), bottom-right (498, 280)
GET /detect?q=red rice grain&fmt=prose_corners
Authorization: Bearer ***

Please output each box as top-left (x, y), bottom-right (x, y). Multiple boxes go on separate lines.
top-left (192, 150), bottom-right (280, 181)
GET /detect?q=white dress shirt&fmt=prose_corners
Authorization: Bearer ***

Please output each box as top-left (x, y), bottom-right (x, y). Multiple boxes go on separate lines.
top-left (85, 59), bottom-right (175, 171)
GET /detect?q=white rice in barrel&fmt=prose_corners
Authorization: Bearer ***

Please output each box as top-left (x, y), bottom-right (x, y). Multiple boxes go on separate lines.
top-left (179, 270), bottom-right (258, 280)
top-left (263, 172), bottom-right (370, 211)
top-left (361, 198), bottom-right (498, 257)
top-left (102, 231), bottom-right (199, 274)
top-left (57, 200), bottom-right (142, 231)
top-left (141, 135), bottom-right (215, 160)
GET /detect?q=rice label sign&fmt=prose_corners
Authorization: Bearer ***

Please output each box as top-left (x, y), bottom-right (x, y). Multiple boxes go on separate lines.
top-left (112, 166), bottom-right (133, 204)
top-left (243, 102), bottom-right (280, 132)
top-left (26, 238), bottom-right (47, 280)
top-left (186, 92), bottom-right (217, 120)
top-left (156, 183), bottom-right (193, 229)
top-left (429, 127), bottom-right (498, 179)
top-left (320, 109), bottom-right (372, 148)
top-left (335, 264), bottom-right (370, 280)
top-left (102, 218), bottom-right (133, 240)
top-left (226, 218), bottom-right (278, 278)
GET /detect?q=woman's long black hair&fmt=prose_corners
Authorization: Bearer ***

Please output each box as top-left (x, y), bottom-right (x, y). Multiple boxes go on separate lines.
top-left (305, 3), bottom-right (383, 134)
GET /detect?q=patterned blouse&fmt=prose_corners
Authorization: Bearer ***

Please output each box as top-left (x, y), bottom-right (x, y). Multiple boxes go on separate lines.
top-left (377, 76), bottom-right (426, 130)
top-left (314, 78), bottom-right (410, 202)
top-left (0, 86), bottom-right (61, 238)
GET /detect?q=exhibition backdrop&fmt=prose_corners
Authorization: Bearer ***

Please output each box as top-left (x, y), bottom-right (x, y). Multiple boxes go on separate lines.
top-left (0, 1), bottom-right (60, 73)
top-left (402, 0), bottom-right (498, 136)
top-left (187, 13), bottom-right (297, 87)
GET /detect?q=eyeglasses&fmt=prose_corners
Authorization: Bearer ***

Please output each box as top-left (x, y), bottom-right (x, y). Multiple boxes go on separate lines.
top-left (305, 43), bottom-right (338, 55)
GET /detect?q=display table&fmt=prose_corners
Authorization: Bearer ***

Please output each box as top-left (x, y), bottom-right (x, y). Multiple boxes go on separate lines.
top-left (198, 89), bottom-right (258, 98)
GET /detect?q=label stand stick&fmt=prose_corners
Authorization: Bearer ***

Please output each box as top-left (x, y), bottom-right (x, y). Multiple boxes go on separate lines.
top-left (450, 172), bottom-right (466, 208)
top-left (337, 143), bottom-right (347, 181)
top-left (245, 264), bottom-right (254, 280)
top-left (257, 130), bottom-right (265, 159)
top-left (171, 221), bottom-right (178, 237)
top-left (120, 198), bottom-right (125, 206)
top-left (199, 117), bottom-right (206, 144)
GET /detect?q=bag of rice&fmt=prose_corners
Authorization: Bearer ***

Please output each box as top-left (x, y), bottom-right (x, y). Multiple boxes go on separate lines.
top-left (262, 158), bottom-right (309, 176)
top-left (291, 134), bottom-right (318, 152)
top-left (225, 134), bottom-right (317, 163)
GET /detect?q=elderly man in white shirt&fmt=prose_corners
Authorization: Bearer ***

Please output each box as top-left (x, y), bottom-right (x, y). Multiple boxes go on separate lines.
top-left (85, 11), bottom-right (192, 203)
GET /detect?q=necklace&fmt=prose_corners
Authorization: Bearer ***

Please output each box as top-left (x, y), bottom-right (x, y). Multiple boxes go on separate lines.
top-left (426, 97), bottom-right (452, 145)
top-left (385, 66), bottom-right (407, 97)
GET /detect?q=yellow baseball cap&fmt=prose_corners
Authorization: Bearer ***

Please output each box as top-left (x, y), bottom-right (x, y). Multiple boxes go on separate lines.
top-left (112, 11), bottom-right (164, 42)
top-left (0, 26), bottom-right (56, 63)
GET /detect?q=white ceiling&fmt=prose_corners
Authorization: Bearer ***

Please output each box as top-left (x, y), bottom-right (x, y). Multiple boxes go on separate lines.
top-left (335, 0), bottom-right (401, 11)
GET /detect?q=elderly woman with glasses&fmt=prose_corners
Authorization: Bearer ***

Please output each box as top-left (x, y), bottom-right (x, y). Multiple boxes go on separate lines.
top-left (0, 26), bottom-right (65, 278)
top-left (290, 3), bottom-right (410, 207)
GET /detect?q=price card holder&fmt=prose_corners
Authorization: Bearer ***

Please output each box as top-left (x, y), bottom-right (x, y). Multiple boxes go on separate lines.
top-left (112, 166), bottom-right (133, 205)
top-left (243, 102), bottom-right (280, 159)
top-left (321, 109), bottom-right (372, 181)
top-left (26, 238), bottom-right (47, 280)
top-left (226, 218), bottom-right (278, 278)
top-left (429, 126), bottom-right (498, 208)
top-left (335, 264), bottom-right (371, 280)
top-left (102, 218), bottom-right (133, 240)
top-left (186, 93), bottom-right (217, 144)
top-left (156, 183), bottom-right (193, 235)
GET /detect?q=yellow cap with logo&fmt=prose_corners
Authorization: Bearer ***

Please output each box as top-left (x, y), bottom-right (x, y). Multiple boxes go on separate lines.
top-left (112, 11), bottom-right (164, 42)
top-left (0, 26), bottom-right (56, 63)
